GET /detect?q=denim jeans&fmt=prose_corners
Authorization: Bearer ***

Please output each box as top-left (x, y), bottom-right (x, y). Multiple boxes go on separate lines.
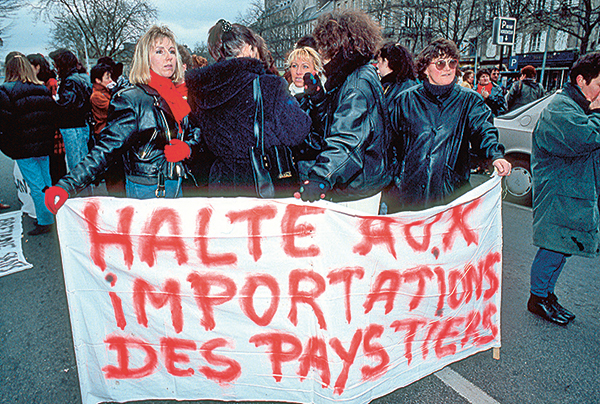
top-left (61, 124), bottom-right (89, 172)
top-left (16, 156), bottom-right (54, 226)
top-left (530, 248), bottom-right (568, 297)
top-left (125, 178), bottom-right (182, 199)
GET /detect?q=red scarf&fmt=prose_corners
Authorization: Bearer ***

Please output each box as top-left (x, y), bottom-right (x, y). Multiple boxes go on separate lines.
top-left (148, 70), bottom-right (191, 133)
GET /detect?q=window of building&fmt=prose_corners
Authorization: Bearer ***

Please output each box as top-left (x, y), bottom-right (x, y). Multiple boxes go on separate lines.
top-left (530, 32), bottom-right (543, 52)
top-left (555, 30), bottom-right (568, 51)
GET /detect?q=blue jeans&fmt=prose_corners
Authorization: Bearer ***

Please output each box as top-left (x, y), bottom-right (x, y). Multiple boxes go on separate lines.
top-left (126, 178), bottom-right (182, 199)
top-left (530, 248), bottom-right (568, 297)
top-left (61, 125), bottom-right (89, 171)
top-left (16, 156), bottom-right (54, 226)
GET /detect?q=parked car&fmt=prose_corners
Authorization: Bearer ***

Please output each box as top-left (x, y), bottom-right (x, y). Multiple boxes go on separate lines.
top-left (494, 91), bottom-right (557, 206)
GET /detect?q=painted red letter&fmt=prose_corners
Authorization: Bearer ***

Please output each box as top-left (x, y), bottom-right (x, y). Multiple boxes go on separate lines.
top-left (227, 205), bottom-right (277, 261)
top-left (199, 338), bottom-right (242, 383)
top-left (327, 266), bottom-right (364, 324)
top-left (281, 205), bottom-right (324, 258)
top-left (84, 202), bottom-right (134, 271)
top-left (133, 278), bottom-right (183, 333)
top-left (250, 332), bottom-right (303, 382)
top-left (352, 217), bottom-right (397, 258)
top-left (239, 274), bottom-right (280, 326)
top-left (187, 272), bottom-right (237, 331)
top-left (195, 207), bottom-right (237, 267)
top-left (361, 324), bottom-right (389, 380)
top-left (161, 337), bottom-right (196, 377)
top-left (288, 269), bottom-right (327, 330)
top-left (102, 334), bottom-right (158, 379)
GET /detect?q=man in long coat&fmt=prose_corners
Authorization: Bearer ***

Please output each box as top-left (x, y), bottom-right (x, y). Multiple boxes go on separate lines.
top-left (528, 52), bottom-right (600, 325)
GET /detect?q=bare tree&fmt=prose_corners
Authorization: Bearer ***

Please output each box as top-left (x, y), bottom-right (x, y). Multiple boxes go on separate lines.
top-left (237, 0), bottom-right (265, 27)
top-left (534, 0), bottom-right (600, 54)
top-left (433, 0), bottom-right (495, 46)
top-left (0, 0), bottom-right (21, 47)
top-left (192, 41), bottom-right (211, 63)
top-left (34, 0), bottom-right (156, 60)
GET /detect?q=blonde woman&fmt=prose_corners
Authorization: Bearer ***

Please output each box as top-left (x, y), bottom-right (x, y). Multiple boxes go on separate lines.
top-left (286, 46), bottom-right (325, 97)
top-left (45, 25), bottom-right (202, 213)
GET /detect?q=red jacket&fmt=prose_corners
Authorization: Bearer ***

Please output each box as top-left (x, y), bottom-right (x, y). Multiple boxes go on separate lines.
top-left (90, 83), bottom-right (111, 134)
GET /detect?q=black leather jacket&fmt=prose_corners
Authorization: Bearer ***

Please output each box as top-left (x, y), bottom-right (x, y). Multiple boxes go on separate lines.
top-left (301, 57), bottom-right (392, 202)
top-left (57, 84), bottom-right (201, 195)
top-left (381, 74), bottom-right (418, 117)
top-left (56, 69), bottom-right (92, 128)
top-left (388, 81), bottom-right (505, 211)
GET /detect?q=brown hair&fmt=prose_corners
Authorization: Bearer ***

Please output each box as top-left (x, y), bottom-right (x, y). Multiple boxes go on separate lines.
top-left (312, 9), bottom-right (381, 61)
top-left (415, 38), bottom-right (460, 81)
top-left (521, 65), bottom-right (536, 79)
top-left (4, 55), bottom-right (43, 85)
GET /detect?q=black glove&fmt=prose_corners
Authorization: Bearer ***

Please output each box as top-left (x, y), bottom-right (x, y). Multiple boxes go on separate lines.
top-left (297, 178), bottom-right (330, 202)
top-left (303, 72), bottom-right (325, 103)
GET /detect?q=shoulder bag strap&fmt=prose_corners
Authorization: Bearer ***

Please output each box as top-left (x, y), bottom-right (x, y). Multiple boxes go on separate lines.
top-left (253, 77), bottom-right (265, 155)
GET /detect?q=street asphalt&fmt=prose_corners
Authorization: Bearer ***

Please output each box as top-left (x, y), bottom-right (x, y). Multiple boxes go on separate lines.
top-left (1, 152), bottom-right (599, 404)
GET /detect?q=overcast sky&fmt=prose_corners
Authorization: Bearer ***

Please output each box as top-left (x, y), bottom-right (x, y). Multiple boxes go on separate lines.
top-left (0, 0), bottom-right (253, 63)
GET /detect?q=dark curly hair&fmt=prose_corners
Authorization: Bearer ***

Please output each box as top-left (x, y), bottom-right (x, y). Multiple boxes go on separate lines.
top-left (415, 38), bottom-right (460, 81)
top-left (569, 51), bottom-right (600, 84)
top-left (375, 41), bottom-right (416, 82)
top-left (312, 9), bottom-right (381, 61)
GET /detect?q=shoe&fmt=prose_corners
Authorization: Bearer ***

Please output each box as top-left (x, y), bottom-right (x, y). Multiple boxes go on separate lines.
top-left (547, 293), bottom-right (576, 321)
top-left (28, 224), bottom-right (53, 236)
top-left (527, 294), bottom-right (569, 325)
top-left (0, 203), bottom-right (9, 210)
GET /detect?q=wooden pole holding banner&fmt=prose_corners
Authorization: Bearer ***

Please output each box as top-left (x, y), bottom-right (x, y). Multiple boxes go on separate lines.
top-left (493, 347), bottom-right (500, 360)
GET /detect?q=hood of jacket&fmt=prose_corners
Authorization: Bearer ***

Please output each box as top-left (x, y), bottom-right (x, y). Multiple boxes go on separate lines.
top-left (186, 57), bottom-right (267, 110)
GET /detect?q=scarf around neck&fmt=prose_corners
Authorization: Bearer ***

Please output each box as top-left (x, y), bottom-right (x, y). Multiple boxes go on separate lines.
top-left (148, 70), bottom-right (191, 131)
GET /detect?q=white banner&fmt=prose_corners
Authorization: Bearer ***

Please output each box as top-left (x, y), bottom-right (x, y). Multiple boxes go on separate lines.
top-left (0, 210), bottom-right (33, 277)
top-left (13, 161), bottom-right (36, 219)
top-left (57, 177), bottom-right (503, 404)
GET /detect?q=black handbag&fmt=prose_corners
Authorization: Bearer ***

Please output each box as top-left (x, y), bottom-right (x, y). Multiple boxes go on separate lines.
top-left (250, 77), bottom-right (298, 198)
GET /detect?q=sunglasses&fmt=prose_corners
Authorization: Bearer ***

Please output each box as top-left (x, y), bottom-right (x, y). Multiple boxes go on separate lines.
top-left (432, 59), bottom-right (458, 71)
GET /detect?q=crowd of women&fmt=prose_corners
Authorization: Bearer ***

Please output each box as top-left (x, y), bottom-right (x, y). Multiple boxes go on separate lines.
top-left (0, 9), bottom-right (512, 236)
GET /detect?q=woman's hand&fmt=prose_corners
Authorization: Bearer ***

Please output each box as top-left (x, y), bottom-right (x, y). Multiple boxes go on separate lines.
top-left (492, 158), bottom-right (512, 176)
top-left (164, 139), bottom-right (191, 162)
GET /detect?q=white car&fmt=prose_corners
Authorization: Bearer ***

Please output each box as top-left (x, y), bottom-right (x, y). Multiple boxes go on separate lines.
top-left (494, 91), bottom-right (557, 206)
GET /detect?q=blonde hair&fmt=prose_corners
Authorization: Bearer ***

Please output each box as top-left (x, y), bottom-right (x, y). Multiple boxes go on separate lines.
top-left (286, 47), bottom-right (324, 74)
top-left (129, 25), bottom-right (184, 85)
top-left (4, 55), bottom-right (43, 85)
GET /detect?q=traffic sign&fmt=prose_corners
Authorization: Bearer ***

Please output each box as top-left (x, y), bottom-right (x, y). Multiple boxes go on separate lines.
top-left (492, 17), bottom-right (517, 46)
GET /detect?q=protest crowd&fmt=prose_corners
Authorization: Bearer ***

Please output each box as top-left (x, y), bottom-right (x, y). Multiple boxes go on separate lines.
top-left (1, 8), bottom-right (600, 334)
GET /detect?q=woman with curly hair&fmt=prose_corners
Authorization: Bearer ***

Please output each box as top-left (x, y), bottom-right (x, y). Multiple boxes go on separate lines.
top-left (296, 9), bottom-right (391, 212)
top-left (387, 38), bottom-right (511, 212)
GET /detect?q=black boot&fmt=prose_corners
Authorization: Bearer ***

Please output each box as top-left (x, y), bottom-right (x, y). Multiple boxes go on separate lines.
top-left (28, 224), bottom-right (53, 236)
top-left (527, 293), bottom-right (569, 325)
top-left (547, 293), bottom-right (576, 321)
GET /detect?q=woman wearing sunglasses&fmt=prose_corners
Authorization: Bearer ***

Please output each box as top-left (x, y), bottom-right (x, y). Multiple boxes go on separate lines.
top-left (386, 38), bottom-right (512, 212)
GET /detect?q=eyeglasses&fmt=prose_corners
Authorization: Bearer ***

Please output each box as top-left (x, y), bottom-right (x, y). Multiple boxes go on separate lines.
top-left (432, 59), bottom-right (458, 71)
